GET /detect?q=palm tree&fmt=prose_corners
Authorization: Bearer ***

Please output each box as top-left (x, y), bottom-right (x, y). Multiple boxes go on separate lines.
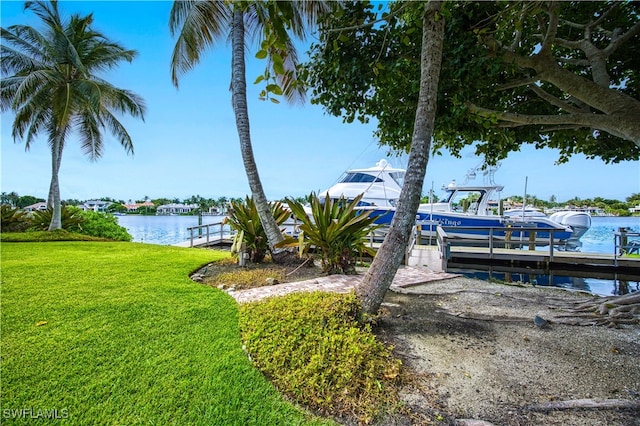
top-left (169, 0), bottom-right (330, 261)
top-left (355, 1), bottom-right (445, 314)
top-left (1, 1), bottom-right (146, 230)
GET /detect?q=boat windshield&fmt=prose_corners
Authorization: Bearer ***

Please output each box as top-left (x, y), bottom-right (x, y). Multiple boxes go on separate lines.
top-left (389, 172), bottom-right (405, 187)
top-left (446, 189), bottom-right (485, 212)
top-left (339, 172), bottom-right (383, 183)
top-left (319, 196), bottom-right (374, 207)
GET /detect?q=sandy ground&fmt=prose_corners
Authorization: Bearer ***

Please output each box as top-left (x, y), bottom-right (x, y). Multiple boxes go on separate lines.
top-left (376, 277), bottom-right (640, 425)
top-left (197, 263), bottom-right (640, 425)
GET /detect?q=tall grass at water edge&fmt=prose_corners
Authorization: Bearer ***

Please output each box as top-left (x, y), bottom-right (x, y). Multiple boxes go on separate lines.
top-left (0, 242), bottom-right (330, 425)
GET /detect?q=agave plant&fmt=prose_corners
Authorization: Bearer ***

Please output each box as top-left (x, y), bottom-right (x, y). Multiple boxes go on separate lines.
top-left (280, 193), bottom-right (380, 275)
top-left (224, 197), bottom-right (291, 263)
top-left (29, 206), bottom-right (85, 231)
top-left (1, 205), bottom-right (30, 232)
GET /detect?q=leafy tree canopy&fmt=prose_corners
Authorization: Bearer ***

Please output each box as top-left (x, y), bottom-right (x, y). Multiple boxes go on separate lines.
top-left (304, 1), bottom-right (640, 164)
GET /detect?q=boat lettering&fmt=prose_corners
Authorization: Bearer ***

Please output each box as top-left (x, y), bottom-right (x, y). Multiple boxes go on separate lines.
top-left (436, 218), bottom-right (462, 226)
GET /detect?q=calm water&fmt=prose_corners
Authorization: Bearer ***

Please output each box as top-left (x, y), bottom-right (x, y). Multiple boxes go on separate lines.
top-left (117, 214), bottom-right (640, 296)
top-left (454, 216), bottom-right (640, 296)
top-left (580, 216), bottom-right (640, 253)
top-left (116, 214), bottom-right (227, 245)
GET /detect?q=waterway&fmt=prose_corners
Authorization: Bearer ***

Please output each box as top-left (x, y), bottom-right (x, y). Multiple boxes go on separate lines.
top-left (116, 214), bottom-right (227, 246)
top-left (451, 216), bottom-right (640, 296)
top-left (117, 214), bottom-right (640, 296)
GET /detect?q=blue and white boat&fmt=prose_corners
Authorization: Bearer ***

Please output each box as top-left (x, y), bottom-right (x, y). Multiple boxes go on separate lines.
top-left (319, 159), bottom-right (591, 249)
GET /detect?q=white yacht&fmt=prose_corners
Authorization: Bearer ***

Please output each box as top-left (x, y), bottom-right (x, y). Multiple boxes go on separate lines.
top-left (319, 160), bottom-right (591, 249)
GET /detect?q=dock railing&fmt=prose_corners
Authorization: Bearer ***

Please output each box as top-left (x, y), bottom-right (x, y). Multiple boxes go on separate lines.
top-left (613, 228), bottom-right (640, 266)
top-left (185, 221), bottom-right (235, 247)
top-left (436, 225), bottom-right (564, 271)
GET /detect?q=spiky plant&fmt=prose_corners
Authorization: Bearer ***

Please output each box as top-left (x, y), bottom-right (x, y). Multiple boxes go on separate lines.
top-left (29, 206), bottom-right (85, 231)
top-left (281, 193), bottom-right (379, 274)
top-left (224, 196), bottom-right (291, 263)
top-left (1, 205), bottom-right (30, 232)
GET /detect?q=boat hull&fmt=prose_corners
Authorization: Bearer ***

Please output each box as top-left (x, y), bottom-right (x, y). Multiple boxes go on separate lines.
top-left (362, 207), bottom-right (574, 243)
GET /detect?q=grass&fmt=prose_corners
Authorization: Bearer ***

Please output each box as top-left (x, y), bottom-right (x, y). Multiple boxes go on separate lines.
top-left (0, 230), bottom-right (109, 242)
top-left (0, 241), bottom-right (332, 425)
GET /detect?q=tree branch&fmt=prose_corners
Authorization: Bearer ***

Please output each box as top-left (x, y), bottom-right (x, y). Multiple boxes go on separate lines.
top-left (528, 84), bottom-right (585, 114)
top-left (496, 78), bottom-right (537, 91)
top-left (553, 36), bottom-right (583, 50)
top-left (325, 3), bottom-right (409, 33)
top-left (539, 5), bottom-right (559, 55)
top-left (557, 57), bottom-right (589, 67)
top-left (496, 123), bottom-right (581, 133)
top-left (604, 20), bottom-right (640, 57)
top-left (587, 3), bottom-right (620, 30)
top-left (465, 101), bottom-right (611, 128)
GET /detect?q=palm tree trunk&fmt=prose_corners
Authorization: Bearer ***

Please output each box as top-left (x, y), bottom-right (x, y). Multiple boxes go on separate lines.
top-left (48, 136), bottom-right (63, 230)
top-left (356, 0), bottom-right (445, 315)
top-left (230, 8), bottom-right (286, 253)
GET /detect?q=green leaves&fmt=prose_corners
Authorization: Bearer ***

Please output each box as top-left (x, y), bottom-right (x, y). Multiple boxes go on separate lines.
top-left (0, 205), bottom-right (29, 232)
top-left (2, 1), bottom-right (145, 229)
top-left (29, 206), bottom-right (85, 231)
top-left (239, 291), bottom-right (401, 423)
top-left (224, 196), bottom-right (290, 263)
top-left (280, 193), bottom-right (379, 275)
top-left (304, 1), bottom-right (640, 164)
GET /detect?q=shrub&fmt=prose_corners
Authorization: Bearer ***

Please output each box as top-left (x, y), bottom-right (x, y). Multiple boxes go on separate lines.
top-left (280, 193), bottom-right (379, 274)
top-left (29, 206), bottom-right (85, 231)
top-left (239, 291), bottom-right (401, 423)
top-left (1, 205), bottom-right (30, 232)
top-left (76, 209), bottom-right (132, 241)
top-left (28, 207), bottom-right (131, 241)
top-left (224, 196), bottom-right (291, 263)
top-left (212, 267), bottom-right (286, 290)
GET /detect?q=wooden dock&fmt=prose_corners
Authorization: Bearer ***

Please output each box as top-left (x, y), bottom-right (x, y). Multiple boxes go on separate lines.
top-left (172, 222), bottom-right (236, 248)
top-left (445, 245), bottom-right (638, 271)
top-left (427, 225), bottom-right (640, 276)
top-left (173, 233), bottom-right (235, 248)
top-left (173, 221), bottom-right (639, 278)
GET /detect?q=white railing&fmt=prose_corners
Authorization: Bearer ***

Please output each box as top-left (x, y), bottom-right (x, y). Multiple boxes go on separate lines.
top-left (613, 228), bottom-right (640, 266)
top-left (185, 221), bottom-right (236, 247)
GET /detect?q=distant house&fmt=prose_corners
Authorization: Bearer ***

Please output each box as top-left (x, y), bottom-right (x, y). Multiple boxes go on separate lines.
top-left (24, 202), bottom-right (48, 212)
top-left (80, 200), bottom-right (111, 212)
top-left (208, 206), bottom-right (227, 215)
top-left (124, 201), bottom-right (155, 212)
top-left (546, 205), bottom-right (608, 216)
top-left (156, 203), bottom-right (198, 215)
top-left (630, 205), bottom-right (640, 214)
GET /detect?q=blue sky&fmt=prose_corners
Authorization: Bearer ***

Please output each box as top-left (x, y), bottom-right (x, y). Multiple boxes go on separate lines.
top-left (2, 1), bottom-right (639, 204)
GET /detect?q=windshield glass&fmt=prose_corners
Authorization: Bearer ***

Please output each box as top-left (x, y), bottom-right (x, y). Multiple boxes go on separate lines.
top-left (339, 172), bottom-right (383, 183)
top-left (446, 190), bottom-right (485, 212)
top-left (389, 172), bottom-right (405, 187)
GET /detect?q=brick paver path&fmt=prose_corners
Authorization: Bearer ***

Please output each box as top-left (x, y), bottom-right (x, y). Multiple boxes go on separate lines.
top-left (227, 265), bottom-right (459, 304)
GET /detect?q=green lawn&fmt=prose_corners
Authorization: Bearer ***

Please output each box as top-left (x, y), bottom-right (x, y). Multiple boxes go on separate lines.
top-left (0, 242), bottom-right (330, 425)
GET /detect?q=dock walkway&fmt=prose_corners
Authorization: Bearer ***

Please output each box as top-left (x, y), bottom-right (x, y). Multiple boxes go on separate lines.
top-left (173, 233), bottom-right (234, 248)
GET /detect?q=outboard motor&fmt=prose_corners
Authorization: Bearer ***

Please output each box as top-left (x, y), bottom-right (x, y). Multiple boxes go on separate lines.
top-left (549, 211), bottom-right (592, 246)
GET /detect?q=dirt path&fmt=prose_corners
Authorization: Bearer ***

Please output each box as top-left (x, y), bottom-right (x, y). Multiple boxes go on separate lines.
top-left (378, 278), bottom-right (640, 425)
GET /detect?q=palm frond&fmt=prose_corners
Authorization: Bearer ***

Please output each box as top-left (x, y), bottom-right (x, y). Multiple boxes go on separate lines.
top-left (169, 0), bottom-right (231, 87)
top-left (76, 113), bottom-right (103, 160)
top-left (98, 110), bottom-right (134, 156)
